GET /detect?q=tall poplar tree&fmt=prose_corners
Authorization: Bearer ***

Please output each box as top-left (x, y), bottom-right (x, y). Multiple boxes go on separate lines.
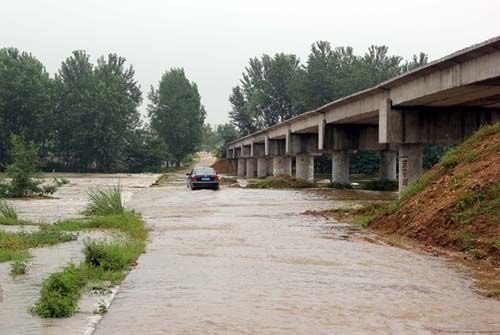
top-left (148, 68), bottom-right (204, 166)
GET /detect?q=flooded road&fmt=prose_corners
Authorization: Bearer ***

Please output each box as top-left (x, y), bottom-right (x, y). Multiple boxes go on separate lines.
top-left (0, 173), bottom-right (159, 335)
top-left (2, 165), bottom-right (500, 334)
top-left (92, 172), bottom-right (500, 334)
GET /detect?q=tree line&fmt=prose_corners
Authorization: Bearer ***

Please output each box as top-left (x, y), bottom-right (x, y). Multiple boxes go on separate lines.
top-left (225, 41), bottom-right (446, 174)
top-left (229, 41), bottom-right (428, 135)
top-left (0, 48), bottom-right (204, 172)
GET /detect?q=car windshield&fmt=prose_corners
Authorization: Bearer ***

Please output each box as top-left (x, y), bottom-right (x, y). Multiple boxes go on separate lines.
top-left (193, 167), bottom-right (215, 175)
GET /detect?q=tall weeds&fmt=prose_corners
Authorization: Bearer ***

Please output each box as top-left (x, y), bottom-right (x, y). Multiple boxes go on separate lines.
top-left (85, 185), bottom-right (124, 216)
top-left (0, 200), bottom-right (18, 220)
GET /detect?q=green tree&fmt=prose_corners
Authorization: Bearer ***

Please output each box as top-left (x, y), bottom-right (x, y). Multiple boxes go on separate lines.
top-left (229, 53), bottom-right (305, 133)
top-left (124, 128), bottom-right (168, 172)
top-left (215, 123), bottom-right (240, 158)
top-left (0, 48), bottom-right (53, 167)
top-left (148, 68), bottom-right (204, 166)
top-left (93, 54), bottom-right (142, 170)
top-left (54, 51), bottom-right (141, 171)
top-left (200, 123), bottom-right (223, 153)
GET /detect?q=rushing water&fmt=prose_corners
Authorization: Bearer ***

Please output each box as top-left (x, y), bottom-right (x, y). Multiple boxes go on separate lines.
top-left (0, 174), bottom-right (159, 335)
top-left (2, 170), bottom-right (500, 335)
top-left (91, 174), bottom-right (500, 335)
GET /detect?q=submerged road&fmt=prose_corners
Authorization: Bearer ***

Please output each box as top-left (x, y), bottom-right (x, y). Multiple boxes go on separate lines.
top-left (93, 158), bottom-right (500, 334)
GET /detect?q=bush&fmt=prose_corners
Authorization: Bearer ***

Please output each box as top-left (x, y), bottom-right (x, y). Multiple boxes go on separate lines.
top-left (0, 136), bottom-right (66, 197)
top-left (0, 200), bottom-right (18, 220)
top-left (329, 182), bottom-right (353, 189)
top-left (84, 240), bottom-right (138, 272)
top-left (10, 259), bottom-right (28, 277)
top-left (247, 175), bottom-right (315, 189)
top-left (85, 185), bottom-right (124, 216)
top-left (364, 179), bottom-right (398, 191)
top-left (31, 264), bottom-right (86, 318)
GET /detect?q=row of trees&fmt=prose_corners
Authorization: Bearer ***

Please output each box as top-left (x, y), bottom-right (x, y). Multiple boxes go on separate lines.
top-left (227, 41), bottom-right (437, 174)
top-left (229, 41), bottom-right (428, 135)
top-left (0, 48), bottom-right (204, 172)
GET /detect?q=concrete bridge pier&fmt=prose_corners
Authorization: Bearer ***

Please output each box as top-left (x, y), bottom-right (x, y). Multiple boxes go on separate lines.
top-left (266, 158), bottom-right (273, 176)
top-left (246, 158), bottom-right (257, 179)
top-left (273, 156), bottom-right (292, 176)
top-left (257, 158), bottom-right (268, 178)
top-left (332, 150), bottom-right (349, 183)
top-left (379, 150), bottom-right (397, 181)
top-left (398, 144), bottom-right (423, 193)
top-left (295, 154), bottom-right (314, 181)
top-left (237, 158), bottom-right (246, 177)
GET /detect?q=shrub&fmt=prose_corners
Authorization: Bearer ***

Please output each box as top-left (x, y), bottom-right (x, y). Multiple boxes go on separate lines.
top-left (31, 264), bottom-right (86, 318)
top-left (329, 182), bottom-right (353, 189)
top-left (10, 259), bottom-right (28, 277)
top-left (247, 175), bottom-right (315, 189)
top-left (84, 240), bottom-right (138, 272)
top-left (85, 185), bottom-right (124, 216)
top-left (0, 200), bottom-right (18, 220)
top-left (363, 179), bottom-right (398, 191)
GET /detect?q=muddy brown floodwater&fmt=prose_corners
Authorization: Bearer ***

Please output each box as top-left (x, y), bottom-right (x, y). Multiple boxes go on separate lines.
top-left (93, 173), bottom-right (500, 335)
top-left (2, 165), bottom-right (500, 334)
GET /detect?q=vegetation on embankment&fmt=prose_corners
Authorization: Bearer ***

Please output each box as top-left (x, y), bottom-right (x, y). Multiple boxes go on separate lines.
top-left (31, 186), bottom-right (147, 318)
top-left (315, 123), bottom-right (500, 265)
top-left (247, 175), bottom-right (315, 189)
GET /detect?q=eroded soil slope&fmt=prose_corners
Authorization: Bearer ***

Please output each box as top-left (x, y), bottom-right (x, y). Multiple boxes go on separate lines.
top-left (371, 123), bottom-right (500, 264)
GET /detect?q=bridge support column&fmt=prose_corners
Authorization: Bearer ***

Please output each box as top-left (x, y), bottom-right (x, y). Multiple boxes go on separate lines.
top-left (380, 150), bottom-right (397, 181)
top-left (332, 150), bottom-right (349, 184)
top-left (257, 158), bottom-right (267, 178)
top-left (237, 158), bottom-right (246, 177)
top-left (266, 158), bottom-right (273, 176)
top-left (398, 144), bottom-right (423, 193)
top-left (246, 158), bottom-right (256, 179)
top-left (295, 154), bottom-right (314, 181)
top-left (273, 156), bottom-right (292, 176)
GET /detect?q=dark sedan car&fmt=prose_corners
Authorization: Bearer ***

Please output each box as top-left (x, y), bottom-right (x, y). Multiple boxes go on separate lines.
top-left (187, 167), bottom-right (220, 190)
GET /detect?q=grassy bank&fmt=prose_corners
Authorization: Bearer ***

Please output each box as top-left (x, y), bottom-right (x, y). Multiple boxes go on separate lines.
top-left (31, 186), bottom-right (148, 318)
top-left (0, 229), bottom-right (76, 263)
top-left (32, 211), bottom-right (146, 318)
top-left (247, 175), bottom-right (315, 189)
top-left (313, 123), bottom-right (500, 265)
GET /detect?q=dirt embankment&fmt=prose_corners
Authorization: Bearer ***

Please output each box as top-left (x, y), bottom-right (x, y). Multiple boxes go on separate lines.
top-left (371, 123), bottom-right (500, 264)
top-left (211, 159), bottom-right (235, 174)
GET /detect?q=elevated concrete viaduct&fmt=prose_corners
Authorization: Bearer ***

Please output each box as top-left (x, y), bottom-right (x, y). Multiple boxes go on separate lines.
top-left (227, 37), bottom-right (500, 193)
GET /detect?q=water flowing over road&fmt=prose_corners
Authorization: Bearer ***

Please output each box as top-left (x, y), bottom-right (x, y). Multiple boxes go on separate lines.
top-left (2, 164), bottom-right (500, 334)
top-left (92, 172), bottom-right (500, 334)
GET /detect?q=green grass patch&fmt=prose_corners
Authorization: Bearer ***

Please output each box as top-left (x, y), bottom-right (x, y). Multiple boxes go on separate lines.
top-left (440, 122), bottom-right (500, 169)
top-left (247, 175), bottom-right (315, 189)
top-left (32, 211), bottom-right (147, 318)
top-left (0, 229), bottom-right (76, 263)
top-left (0, 248), bottom-right (30, 263)
top-left (84, 185), bottom-right (124, 216)
top-left (328, 202), bottom-right (396, 227)
top-left (84, 239), bottom-right (142, 272)
top-left (452, 182), bottom-right (500, 225)
top-left (401, 168), bottom-right (442, 199)
top-left (43, 211), bottom-right (147, 241)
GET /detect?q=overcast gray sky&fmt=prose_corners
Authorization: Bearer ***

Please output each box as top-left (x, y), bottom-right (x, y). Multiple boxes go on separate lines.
top-left (1, 0), bottom-right (499, 125)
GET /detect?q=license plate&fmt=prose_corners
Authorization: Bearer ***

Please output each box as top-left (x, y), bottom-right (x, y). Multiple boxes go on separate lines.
top-left (201, 177), bottom-right (210, 181)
